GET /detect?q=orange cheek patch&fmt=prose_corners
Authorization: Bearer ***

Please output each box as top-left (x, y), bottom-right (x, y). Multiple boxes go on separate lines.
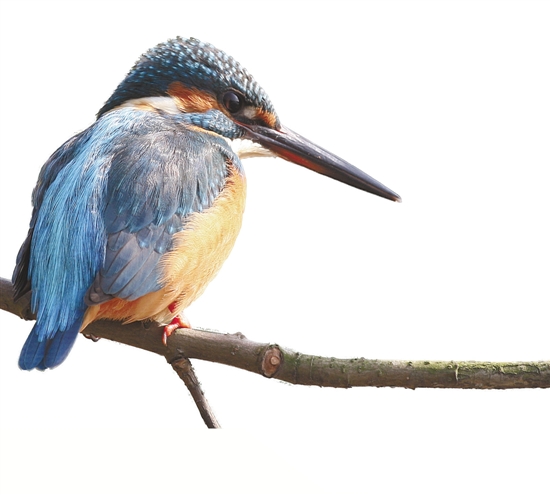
top-left (256, 108), bottom-right (278, 128)
top-left (168, 82), bottom-right (220, 113)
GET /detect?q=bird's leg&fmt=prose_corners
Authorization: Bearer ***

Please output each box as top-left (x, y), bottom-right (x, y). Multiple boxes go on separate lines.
top-left (163, 302), bottom-right (191, 345)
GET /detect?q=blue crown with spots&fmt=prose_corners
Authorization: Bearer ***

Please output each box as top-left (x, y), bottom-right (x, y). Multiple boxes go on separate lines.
top-left (98, 37), bottom-right (276, 119)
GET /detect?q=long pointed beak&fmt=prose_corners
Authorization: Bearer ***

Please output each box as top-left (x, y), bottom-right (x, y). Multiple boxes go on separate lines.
top-left (242, 124), bottom-right (401, 202)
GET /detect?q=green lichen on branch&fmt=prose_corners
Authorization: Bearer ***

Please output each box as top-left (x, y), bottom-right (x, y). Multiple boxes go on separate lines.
top-left (263, 349), bottom-right (549, 390)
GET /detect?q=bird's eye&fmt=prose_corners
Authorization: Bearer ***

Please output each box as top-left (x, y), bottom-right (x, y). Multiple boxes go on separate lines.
top-left (223, 91), bottom-right (244, 113)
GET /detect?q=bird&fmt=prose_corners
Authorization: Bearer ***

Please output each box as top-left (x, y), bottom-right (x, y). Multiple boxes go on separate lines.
top-left (12, 37), bottom-right (400, 370)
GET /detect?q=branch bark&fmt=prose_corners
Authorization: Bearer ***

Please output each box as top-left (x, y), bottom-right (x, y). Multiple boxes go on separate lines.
top-left (170, 356), bottom-right (221, 428)
top-left (1, 277), bottom-right (548, 391)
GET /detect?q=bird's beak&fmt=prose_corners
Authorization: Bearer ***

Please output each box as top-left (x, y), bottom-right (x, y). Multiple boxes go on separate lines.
top-left (243, 124), bottom-right (401, 202)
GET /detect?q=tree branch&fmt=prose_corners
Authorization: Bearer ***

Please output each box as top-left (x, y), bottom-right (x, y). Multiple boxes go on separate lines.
top-left (1, 277), bottom-right (548, 391)
top-left (169, 356), bottom-right (221, 428)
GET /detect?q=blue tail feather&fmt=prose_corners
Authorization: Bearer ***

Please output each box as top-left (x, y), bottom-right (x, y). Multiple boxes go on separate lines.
top-left (18, 331), bottom-right (48, 370)
top-left (19, 319), bottom-right (82, 371)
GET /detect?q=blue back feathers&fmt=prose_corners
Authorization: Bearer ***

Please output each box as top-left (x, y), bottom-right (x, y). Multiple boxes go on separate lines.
top-left (15, 108), bottom-right (240, 369)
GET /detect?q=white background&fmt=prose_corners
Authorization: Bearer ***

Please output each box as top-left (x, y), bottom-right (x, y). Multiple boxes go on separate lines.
top-left (0, 1), bottom-right (548, 494)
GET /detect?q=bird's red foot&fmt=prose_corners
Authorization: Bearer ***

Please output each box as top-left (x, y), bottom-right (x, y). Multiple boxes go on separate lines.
top-left (163, 305), bottom-right (190, 346)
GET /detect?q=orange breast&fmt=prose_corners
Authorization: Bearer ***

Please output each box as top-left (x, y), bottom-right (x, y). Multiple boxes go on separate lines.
top-left (82, 163), bottom-right (246, 329)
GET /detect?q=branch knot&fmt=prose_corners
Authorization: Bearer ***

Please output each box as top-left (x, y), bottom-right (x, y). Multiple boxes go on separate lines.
top-left (261, 345), bottom-right (283, 378)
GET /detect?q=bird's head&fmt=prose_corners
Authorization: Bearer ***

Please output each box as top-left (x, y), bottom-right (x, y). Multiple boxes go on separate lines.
top-left (98, 37), bottom-right (400, 202)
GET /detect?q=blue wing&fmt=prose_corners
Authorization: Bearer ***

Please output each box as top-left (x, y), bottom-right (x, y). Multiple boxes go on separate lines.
top-left (85, 111), bottom-right (230, 304)
top-left (14, 108), bottom-right (238, 370)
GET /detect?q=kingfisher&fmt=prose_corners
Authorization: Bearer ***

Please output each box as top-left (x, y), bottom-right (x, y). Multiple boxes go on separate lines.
top-left (13, 37), bottom-right (400, 370)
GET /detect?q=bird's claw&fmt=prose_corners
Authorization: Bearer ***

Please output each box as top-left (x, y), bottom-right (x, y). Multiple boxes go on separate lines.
top-left (162, 314), bottom-right (191, 346)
